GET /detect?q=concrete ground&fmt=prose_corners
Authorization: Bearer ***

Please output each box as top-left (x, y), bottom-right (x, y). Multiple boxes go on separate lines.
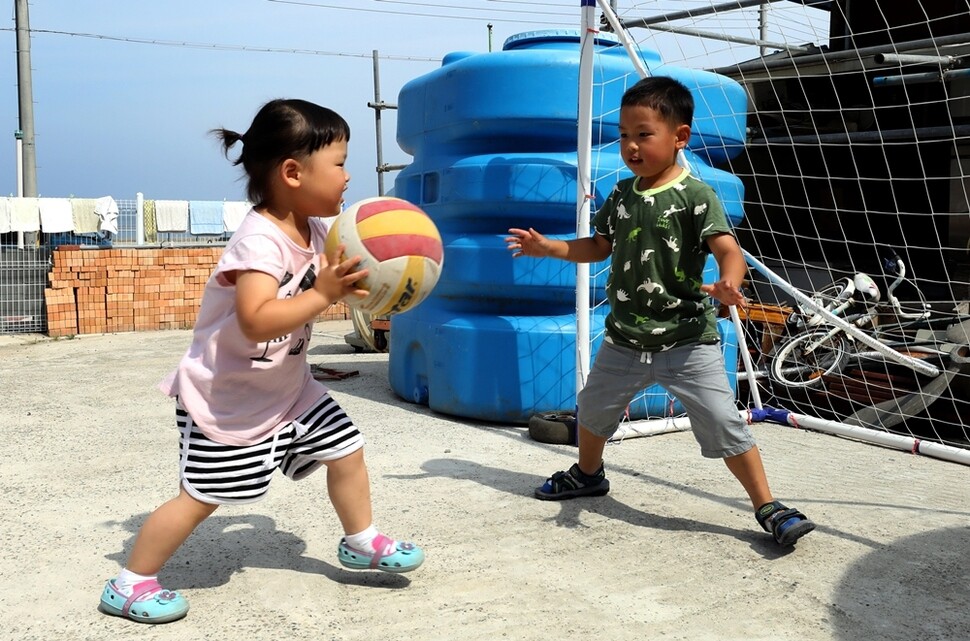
top-left (1, 320), bottom-right (968, 641)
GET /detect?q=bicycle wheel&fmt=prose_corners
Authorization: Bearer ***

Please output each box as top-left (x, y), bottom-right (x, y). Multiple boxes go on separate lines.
top-left (770, 329), bottom-right (850, 388)
top-left (802, 278), bottom-right (853, 325)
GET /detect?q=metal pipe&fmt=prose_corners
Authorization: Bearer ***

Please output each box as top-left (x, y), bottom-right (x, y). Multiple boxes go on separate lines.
top-left (15, 132), bottom-right (24, 249)
top-left (618, 0), bottom-right (781, 28)
top-left (759, 3), bottom-right (769, 58)
top-left (752, 124), bottom-right (970, 145)
top-left (370, 50), bottom-right (386, 197)
top-left (730, 304), bottom-right (764, 409)
top-left (638, 21), bottom-right (808, 54)
top-left (872, 67), bottom-right (970, 87)
top-left (136, 192), bottom-right (145, 246)
top-left (874, 52), bottom-right (957, 66)
top-left (713, 32), bottom-right (970, 75)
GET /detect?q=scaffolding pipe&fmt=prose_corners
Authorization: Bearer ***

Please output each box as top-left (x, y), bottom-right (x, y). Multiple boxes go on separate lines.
top-left (754, 124), bottom-right (970, 145)
top-left (872, 68), bottom-right (970, 87)
top-left (713, 32), bottom-right (970, 75)
top-left (617, 0), bottom-right (782, 29)
top-left (874, 52), bottom-right (958, 66)
top-left (634, 21), bottom-right (806, 53)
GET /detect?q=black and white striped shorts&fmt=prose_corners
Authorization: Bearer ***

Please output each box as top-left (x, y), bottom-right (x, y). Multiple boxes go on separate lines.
top-left (176, 394), bottom-right (365, 505)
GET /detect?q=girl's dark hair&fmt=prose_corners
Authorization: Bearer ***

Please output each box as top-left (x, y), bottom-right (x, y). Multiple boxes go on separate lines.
top-left (620, 76), bottom-right (694, 127)
top-left (211, 98), bottom-right (350, 206)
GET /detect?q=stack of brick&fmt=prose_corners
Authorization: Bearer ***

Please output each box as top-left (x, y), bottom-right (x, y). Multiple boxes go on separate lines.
top-left (45, 246), bottom-right (350, 337)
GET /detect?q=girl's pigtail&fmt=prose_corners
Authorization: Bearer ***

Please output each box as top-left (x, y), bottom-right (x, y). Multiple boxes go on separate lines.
top-left (211, 127), bottom-right (245, 162)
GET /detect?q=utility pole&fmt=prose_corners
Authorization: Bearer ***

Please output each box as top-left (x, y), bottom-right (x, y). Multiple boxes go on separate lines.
top-left (15, 0), bottom-right (37, 199)
top-left (368, 50), bottom-right (405, 197)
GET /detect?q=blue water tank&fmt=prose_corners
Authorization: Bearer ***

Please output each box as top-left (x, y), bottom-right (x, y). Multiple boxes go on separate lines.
top-left (389, 30), bottom-right (746, 423)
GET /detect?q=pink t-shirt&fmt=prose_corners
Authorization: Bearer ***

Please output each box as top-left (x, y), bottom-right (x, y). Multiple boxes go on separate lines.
top-left (160, 210), bottom-right (330, 445)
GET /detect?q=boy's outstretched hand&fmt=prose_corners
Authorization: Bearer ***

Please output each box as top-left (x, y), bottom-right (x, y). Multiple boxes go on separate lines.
top-left (700, 280), bottom-right (747, 308)
top-left (506, 227), bottom-right (552, 258)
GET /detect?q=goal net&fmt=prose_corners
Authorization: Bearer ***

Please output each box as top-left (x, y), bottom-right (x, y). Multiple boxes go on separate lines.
top-left (581, 0), bottom-right (970, 463)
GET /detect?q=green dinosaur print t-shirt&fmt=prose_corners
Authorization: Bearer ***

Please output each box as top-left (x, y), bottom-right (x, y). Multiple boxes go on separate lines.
top-left (591, 169), bottom-right (733, 352)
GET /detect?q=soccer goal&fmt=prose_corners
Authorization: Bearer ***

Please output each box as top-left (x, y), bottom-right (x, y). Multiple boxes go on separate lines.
top-left (576, 0), bottom-right (970, 465)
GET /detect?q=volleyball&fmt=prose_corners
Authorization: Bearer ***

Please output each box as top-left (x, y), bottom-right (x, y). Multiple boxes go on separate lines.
top-left (325, 196), bottom-right (444, 316)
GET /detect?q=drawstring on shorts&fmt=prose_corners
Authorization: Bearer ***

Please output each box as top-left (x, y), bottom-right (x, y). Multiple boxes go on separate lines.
top-left (264, 430), bottom-right (281, 468)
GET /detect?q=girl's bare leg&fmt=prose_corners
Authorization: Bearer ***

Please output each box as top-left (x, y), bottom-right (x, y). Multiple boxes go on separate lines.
top-left (324, 448), bottom-right (372, 535)
top-left (126, 487), bottom-right (219, 575)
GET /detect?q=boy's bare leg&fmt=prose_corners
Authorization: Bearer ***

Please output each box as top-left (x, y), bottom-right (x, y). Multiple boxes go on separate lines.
top-left (727, 444), bottom-right (816, 545)
top-left (723, 445), bottom-right (773, 509)
top-left (578, 425), bottom-right (609, 475)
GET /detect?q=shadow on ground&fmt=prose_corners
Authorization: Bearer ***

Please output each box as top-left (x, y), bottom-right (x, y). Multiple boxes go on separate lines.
top-left (102, 513), bottom-right (411, 591)
top-left (832, 525), bottom-right (970, 641)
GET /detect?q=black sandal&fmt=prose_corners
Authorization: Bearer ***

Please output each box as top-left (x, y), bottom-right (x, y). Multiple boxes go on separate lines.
top-left (535, 463), bottom-right (610, 501)
top-left (756, 500), bottom-right (816, 546)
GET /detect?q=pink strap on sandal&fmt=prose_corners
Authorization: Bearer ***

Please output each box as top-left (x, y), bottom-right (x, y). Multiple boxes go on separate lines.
top-left (366, 534), bottom-right (394, 569)
top-left (122, 579), bottom-right (165, 616)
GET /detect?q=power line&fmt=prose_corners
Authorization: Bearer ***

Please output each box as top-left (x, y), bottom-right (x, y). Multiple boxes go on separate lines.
top-left (0, 27), bottom-right (440, 61)
top-left (370, 0), bottom-right (571, 17)
top-left (264, 0), bottom-right (574, 25)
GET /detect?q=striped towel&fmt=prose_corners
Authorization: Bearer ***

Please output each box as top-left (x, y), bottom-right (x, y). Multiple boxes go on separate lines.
top-left (39, 198), bottom-right (74, 233)
top-left (10, 197), bottom-right (40, 232)
top-left (189, 200), bottom-right (224, 235)
top-left (0, 197), bottom-right (11, 234)
top-left (71, 198), bottom-right (100, 233)
top-left (154, 200), bottom-right (189, 232)
top-left (222, 201), bottom-right (251, 233)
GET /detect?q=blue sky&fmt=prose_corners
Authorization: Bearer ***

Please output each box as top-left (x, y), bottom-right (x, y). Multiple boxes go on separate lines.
top-left (1, 1), bottom-right (829, 207)
top-left (0, 1), bottom-right (580, 205)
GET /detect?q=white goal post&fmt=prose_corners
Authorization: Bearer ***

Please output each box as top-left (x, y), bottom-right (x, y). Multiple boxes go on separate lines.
top-left (574, 0), bottom-right (970, 465)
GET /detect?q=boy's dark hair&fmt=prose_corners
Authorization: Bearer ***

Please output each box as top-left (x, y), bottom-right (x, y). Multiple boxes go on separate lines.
top-left (620, 76), bottom-right (694, 127)
top-left (212, 98), bottom-right (351, 206)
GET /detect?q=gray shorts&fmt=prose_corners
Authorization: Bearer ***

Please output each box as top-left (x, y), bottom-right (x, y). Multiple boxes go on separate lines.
top-left (577, 340), bottom-right (755, 458)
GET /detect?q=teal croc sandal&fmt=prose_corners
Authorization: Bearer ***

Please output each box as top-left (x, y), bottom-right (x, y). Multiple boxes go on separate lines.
top-left (100, 578), bottom-right (189, 624)
top-left (338, 533), bottom-right (424, 573)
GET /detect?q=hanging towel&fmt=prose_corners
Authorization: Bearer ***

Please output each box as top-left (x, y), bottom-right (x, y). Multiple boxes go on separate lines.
top-left (71, 198), bottom-right (100, 233)
top-left (189, 200), bottom-right (224, 235)
top-left (0, 197), bottom-right (12, 234)
top-left (38, 198), bottom-right (75, 233)
top-left (222, 201), bottom-right (251, 233)
top-left (143, 200), bottom-right (158, 243)
top-left (10, 197), bottom-right (40, 232)
top-left (154, 200), bottom-right (189, 232)
top-left (95, 196), bottom-right (120, 235)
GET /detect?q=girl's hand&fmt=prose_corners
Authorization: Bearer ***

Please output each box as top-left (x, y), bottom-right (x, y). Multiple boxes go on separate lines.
top-left (506, 227), bottom-right (552, 258)
top-left (316, 243), bottom-right (370, 305)
top-left (700, 279), bottom-right (747, 308)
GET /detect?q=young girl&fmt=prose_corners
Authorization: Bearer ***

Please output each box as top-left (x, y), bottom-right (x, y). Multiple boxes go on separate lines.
top-left (99, 99), bottom-right (424, 625)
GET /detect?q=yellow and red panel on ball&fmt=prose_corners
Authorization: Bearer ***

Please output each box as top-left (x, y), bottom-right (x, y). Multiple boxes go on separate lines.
top-left (325, 196), bottom-right (444, 316)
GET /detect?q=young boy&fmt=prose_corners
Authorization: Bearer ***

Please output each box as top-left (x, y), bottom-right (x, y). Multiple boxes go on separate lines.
top-left (505, 76), bottom-right (815, 546)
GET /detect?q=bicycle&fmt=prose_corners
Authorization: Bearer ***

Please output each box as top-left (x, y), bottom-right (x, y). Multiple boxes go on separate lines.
top-left (768, 253), bottom-right (935, 389)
